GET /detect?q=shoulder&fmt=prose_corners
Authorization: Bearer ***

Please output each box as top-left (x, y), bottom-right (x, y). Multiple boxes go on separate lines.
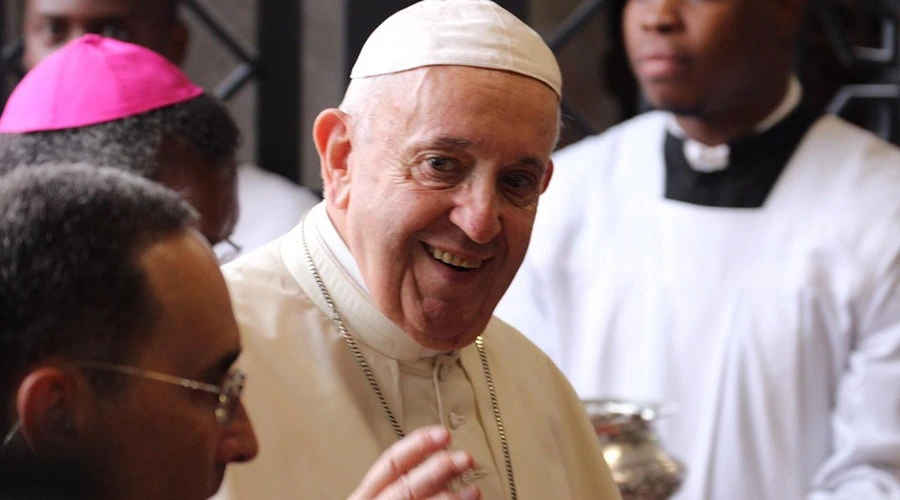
top-left (802, 116), bottom-right (900, 210)
top-left (222, 236), bottom-right (287, 288)
top-left (796, 116), bottom-right (900, 272)
top-left (222, 235), bottom-right (316, 335)
top-left (553, 111), bottom-right (668, 167)
top-left (545, 111), bottom-right (667, 202)
top-left (482, 316), bottom-right (570, 381)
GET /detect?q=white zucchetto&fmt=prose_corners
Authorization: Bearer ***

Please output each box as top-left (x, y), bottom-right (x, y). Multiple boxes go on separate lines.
top-left (350, 0), bottom-right (562, 98)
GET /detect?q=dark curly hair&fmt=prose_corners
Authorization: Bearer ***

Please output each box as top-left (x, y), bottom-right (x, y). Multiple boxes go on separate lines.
top-left (0, 93), bottom-right (240, 180)
top-left (0, 164), bottom-right (197, 433)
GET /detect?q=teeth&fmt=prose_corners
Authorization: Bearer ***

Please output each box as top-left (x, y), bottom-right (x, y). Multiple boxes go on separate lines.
top-left (429, 247), bottom-right (483, 269)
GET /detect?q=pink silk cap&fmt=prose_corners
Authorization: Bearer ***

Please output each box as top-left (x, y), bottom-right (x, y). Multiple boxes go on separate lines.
top-left (0, 34), bottom-right (204, 133)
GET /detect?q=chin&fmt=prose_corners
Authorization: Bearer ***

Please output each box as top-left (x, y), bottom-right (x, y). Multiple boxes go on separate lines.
top-left (641, 90), bottom-right (702, 116)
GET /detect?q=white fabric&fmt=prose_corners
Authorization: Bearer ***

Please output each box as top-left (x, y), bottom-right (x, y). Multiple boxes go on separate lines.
top-left (228, 163), bottom-right (319, 253)
top-left (213, 203), bottom-right (621, 499)
top-left (497, 112), bottom-right (900, 499)
top-left (313, 203), bottom-right (368, 292)
top-left (350, 0), bottom-right (562, 98)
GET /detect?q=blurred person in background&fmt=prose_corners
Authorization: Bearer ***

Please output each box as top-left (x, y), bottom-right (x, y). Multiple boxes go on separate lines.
top-left (498, 0), bottom-right (900, 498)
top-left (0, 34), bottom-right (239, 250)
top-left (19, 0), bottom-right (321, 255)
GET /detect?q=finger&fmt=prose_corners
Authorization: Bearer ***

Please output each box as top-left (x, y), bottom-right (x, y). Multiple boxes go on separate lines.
top-left (350, 426), bottom-right (452, 498)
top-left (374, 449), bottom-right (474, 500)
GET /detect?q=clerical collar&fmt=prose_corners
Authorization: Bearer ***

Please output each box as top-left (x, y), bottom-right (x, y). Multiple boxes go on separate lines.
top-left (314, 205), bottom-right (369, 292)
top-left (312, 205), bottom-right (448, 358)
top-left (667, 76), bottom-right (803, 173)
top-left (663, 78), bottom-right (821, 208)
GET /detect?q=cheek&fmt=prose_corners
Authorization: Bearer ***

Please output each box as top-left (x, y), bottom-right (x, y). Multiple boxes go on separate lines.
top-left (621, 6), bottom-right (642, 55)
top-left (504, 212), bottom-right (538, 254)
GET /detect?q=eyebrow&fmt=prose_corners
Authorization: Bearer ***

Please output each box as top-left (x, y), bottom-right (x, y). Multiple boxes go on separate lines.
top-left (422, 136), bottom-right (548, 172)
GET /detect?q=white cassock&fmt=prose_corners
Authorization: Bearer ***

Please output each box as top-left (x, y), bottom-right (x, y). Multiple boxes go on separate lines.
top-left (497, 111), bottom-right (900, 499)
top-left (228, 163), bottom-right (320, 253)
top-left (214, 203), bottom-right (621, 499)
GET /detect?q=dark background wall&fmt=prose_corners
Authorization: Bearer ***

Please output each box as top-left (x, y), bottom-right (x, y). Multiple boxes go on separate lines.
top-left (2, 0), bottom-right (898, 192)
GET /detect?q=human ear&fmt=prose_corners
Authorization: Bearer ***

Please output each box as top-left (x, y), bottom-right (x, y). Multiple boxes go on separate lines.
top-left (16, 368), bottom-right (85, 458)
top-left (313, 108), bottom-right (353, 209)
top-left (540, 159), bottom-right (554, 194)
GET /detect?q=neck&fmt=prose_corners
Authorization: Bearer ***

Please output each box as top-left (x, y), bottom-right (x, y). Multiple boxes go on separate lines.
top-left (675, 74), bottom-right (791, 146)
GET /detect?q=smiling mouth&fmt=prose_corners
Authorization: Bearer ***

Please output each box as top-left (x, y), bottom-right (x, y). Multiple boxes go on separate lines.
top-left (426, 244), bottom-right (484, 270)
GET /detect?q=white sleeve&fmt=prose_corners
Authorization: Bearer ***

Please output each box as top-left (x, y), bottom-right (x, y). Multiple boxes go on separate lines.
top-left (809, 258), bottom-right (900, 499)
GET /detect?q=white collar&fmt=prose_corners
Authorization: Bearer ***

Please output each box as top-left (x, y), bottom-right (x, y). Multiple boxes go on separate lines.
top-left (309, 204), bottom-right (448, 359)
top-left (667, 75), bottom-right (803, 173)
top-left (314, 204), bottom-right (369, 293)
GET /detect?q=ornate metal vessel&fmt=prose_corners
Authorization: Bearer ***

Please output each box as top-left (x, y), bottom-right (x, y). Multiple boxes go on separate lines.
top-left (583, 399), bottom-right (685, 500)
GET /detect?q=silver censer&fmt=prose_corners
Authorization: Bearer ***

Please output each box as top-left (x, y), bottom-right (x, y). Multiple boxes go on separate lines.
top-left (583, 399), bottom-right (685, 500)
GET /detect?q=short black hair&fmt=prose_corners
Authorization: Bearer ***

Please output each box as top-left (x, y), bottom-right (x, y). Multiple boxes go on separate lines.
top-left (0, 164), bottom-right (197, 431)
top-left (0, 93), bottom-right (240, 180)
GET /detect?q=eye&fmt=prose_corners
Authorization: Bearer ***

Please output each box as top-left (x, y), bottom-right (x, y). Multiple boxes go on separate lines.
top-left (501, 172), bottom-right (535, 190)
top-left (426, 156), bottom-right (456, 172)
top-left (500, 170), bottom-right (542, 207)
top-left (47, 20), bottom-right (64, 36)
top-left (41, 19), bottom-right (67, 41)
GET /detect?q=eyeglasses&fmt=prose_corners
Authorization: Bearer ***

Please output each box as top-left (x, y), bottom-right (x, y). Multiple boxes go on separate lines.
top-left (2, 420), bottom-right (20, 450)
top-left (212, 237), bottom-right (243, 264)
top-left (78, 362), bottom-right (246, 426)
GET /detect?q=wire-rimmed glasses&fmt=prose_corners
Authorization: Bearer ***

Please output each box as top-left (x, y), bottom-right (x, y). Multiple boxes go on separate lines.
top-left (78, 361), bottom-right (246, 425)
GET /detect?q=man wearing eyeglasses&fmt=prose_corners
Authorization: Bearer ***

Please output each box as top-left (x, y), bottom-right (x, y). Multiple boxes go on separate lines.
top-left (0, 163), bottom-right (256, 499)
top-left (0, 164), bottom-right (481, 499)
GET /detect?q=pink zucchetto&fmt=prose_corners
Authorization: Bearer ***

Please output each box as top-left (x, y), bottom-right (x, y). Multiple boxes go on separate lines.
top-left (350, 0), bottom-right (562, 99)
top-left (0, 34), bottom-right (203, 133)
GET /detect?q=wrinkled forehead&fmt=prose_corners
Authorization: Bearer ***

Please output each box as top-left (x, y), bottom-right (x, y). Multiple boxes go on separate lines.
top-left (353, 66), bottom-right (561, 154)
top-left (356, 65), bottom-right (559, 114)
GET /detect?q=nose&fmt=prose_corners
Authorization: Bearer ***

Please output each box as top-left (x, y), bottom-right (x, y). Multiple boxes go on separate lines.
top-left (216, 401), bottom-right (259, 464)
top-left (639, 0), bottom-right (683, 34)
top-left (449, 182), bottom-right (502, 245)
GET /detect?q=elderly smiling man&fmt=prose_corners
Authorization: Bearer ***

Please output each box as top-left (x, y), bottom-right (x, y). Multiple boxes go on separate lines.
top-left (214, 1), bottom-right (620, 499)
top-left (0, 164), bottom-right (494, 500)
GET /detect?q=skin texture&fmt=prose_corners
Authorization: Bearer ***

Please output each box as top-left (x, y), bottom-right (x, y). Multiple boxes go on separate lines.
top-left (623, 0), bottom-right (807, 144)
top-left (155, 136), bottom-right (239, 246)
top-left (14, 229), bottom-right (257, 500)
top-left (315, 66), bottom-right (560, 351)
top-left (22, 0), bottom-right (186, 70)
top-left (78, 230), bottom-right (257, 499)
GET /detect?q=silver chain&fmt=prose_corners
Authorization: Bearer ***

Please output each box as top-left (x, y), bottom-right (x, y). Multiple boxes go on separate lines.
top-left (475, 336), bottom-right (517, 500)
top-left (299, 217), bottom-right (516, 499)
